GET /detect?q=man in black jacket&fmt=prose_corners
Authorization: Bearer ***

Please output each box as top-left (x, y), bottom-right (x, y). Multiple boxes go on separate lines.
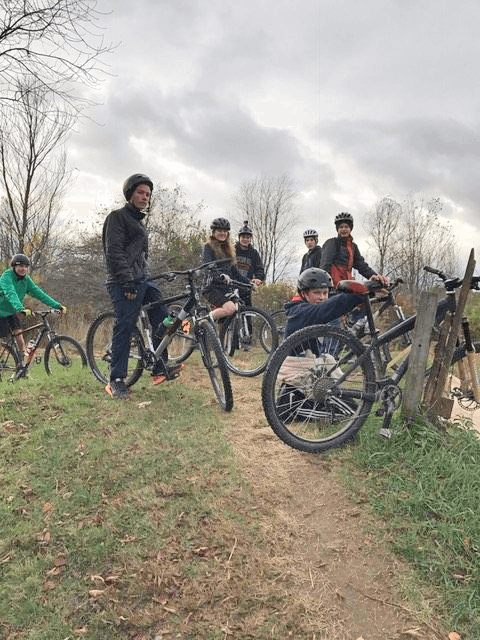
top-left (300, 229), bottom-right (322, 273)
top-left (102, 173), bottom-right (180, 399)
top-left (235, 221), bottom-right (265, 306)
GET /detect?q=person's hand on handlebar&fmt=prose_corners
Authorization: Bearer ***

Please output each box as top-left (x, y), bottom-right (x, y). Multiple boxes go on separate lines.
top-left (252, 278), bottom-right (262, 287)
top-left (370, 274), bottom-right (389, 287)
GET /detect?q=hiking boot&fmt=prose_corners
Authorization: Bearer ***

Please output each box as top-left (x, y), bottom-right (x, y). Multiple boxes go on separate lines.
top-left (152, 363), bottom-right (184, 385)
top-left (105, 378), bottom-right (129, 399)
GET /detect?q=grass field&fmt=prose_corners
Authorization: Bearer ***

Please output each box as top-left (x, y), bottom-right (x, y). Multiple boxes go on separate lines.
top-left (2, 353), bottom-right (480, 637)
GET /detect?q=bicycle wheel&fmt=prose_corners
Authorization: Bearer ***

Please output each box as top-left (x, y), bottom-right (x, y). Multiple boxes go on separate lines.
top-left (0, 341), bottom-right (21, 379)
top-left (167, 304), bottom-right (196, 366)
top-left (44, 336), bottom-right (88, 375)
top-left (196, 321), bottom-right (233, 412)
top-left (86, 311), bottom-right (144, 387)
top-left (269, 309), bottom-right (287, 344)
top-left (262, 325), bottom-right (376, 453)
top-left (221, 307), bottom-right (279, 377)
top-left (445, 340), bottom-right (480, 411)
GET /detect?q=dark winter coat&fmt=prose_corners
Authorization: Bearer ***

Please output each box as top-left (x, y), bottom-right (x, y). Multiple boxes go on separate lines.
top-left (300, 245), bottom-right (322, 273)
top-left (235, 242), bottom-right (265, 281)
top-left (202, 244), bottom-right (250, 298)
top-left (284, 293), bottom-right (363, 338)
top-left (102, 203), bottom-right (150, 285)
top-left (320, 236), bottom-right (376, 285)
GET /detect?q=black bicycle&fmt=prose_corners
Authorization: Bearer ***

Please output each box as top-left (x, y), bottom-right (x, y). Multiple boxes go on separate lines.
top-left (262, 266), bottom-right (480, 453)
top-left (215, 279), bottom-right (278, 377)
top-left (86, 261), bottom-right (234, 411)
top-left (0, 309), bottom-right (87, 381)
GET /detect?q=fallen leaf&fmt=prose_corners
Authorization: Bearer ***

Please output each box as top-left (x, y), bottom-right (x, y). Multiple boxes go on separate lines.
top-left (403, 630), bottom-right (422, 639)
top-left (74, 627), bottom-right (88, 636)
top-left (42, 579), bottom-right (57, 591)
top-left (137, 401), bottom-right (152, 408)
top-left (46, 566), bottom-right (63, 577)
top-left (88, 589), bottom-right (105, 598)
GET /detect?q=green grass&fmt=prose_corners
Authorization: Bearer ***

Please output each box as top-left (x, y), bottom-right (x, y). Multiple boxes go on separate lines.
top-left (0, 364), bottom-right (262, 639)
top-left (4, 357), bottom-right (480, 637)
top-left (335, 409), bottom-right (480, 637)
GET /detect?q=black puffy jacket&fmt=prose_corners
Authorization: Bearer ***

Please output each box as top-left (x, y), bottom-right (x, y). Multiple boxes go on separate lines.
top-left (102, 203), bottom-right (150, 285)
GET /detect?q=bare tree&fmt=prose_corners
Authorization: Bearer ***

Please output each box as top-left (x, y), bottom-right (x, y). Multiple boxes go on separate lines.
top-left (146, 184), bottom-right (206, 272)
top-left (366, 195), bottom-right (458, 301)
top-left (0, 0), bottom-right (112, 110)
top-left (365, 197), bottom-right (401, 275)
top-left (235, 174), bottom-right (298, 282)
top-left (0, 80), bottom-right (73, 269)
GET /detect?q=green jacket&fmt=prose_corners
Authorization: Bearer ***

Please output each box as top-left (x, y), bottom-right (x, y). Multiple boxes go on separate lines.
top-left (0, 269), bottom-right (61, 318)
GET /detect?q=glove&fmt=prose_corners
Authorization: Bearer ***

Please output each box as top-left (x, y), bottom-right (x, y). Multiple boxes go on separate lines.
top-left (20, 308), bottom-right (32, 317)
top-left (123, 282), bottom-right (137, 300)
top-left (59, 305), bottom-right (67, 314)
top-left (221, 274), bottom-right (232, 285)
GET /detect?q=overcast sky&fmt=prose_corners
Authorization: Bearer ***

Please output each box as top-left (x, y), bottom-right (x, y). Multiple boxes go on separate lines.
top-left (66, 0), bottom-right (480, 271)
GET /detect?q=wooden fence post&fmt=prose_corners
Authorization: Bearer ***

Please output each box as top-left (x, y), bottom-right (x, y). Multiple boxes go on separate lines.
top-left (402, 290), bottom-right (439, 421)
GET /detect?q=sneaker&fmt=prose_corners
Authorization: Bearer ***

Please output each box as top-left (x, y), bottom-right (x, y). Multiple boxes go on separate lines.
top-left (152, 363), bottom-right (184, 385)
top-left (105, 378), bottom-right (129, 399)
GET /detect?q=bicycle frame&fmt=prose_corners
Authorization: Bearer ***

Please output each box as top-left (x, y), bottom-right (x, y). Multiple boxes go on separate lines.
top-left (330, 280), bottom-right (476, 432)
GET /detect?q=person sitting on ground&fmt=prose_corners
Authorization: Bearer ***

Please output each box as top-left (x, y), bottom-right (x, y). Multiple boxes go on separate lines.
top-left (300, 229), bottom-right (322, 273)
top-left (320, 212), bottom-right (388, 287)
top-left (202, 217), bottom-right (250, 322)
top-left (235, 220), bottom-right (265, 307)
top-left (284, 267), bottom-right (363, 338)
top-left (0, 254), bottom-right (66, 359)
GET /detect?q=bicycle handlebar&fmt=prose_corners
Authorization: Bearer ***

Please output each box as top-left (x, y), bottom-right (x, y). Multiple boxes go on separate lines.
top-left (150, 259), bottom-right (232, 282)
top-left (424, 265), bottom-right (480, 291)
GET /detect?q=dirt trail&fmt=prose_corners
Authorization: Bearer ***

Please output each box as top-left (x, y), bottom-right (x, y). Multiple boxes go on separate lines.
top-left (220, 372), bottom-right (447, 640)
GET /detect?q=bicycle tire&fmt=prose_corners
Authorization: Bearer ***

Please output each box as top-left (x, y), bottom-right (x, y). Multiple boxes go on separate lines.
top-left (221, 306), bottom-right (279, 377)
top-left (0, 341), bottom-right (21, 378)
top-left (86, 311), bottom-right (144, 387)
top-left (262, 324), bottom-right (376, 453)
top-left (44, 335), bottom-right (88, 375)
top-left (167, 304), bottom-right (196, 366)
top-left (196, 321), bottom-right (233, 412)
top-left (269, 309), bottom-right (287, 344)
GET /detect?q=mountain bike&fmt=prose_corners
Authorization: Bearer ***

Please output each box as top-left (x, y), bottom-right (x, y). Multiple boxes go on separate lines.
top-left (85, 261), bottom-right (234, 411)
top-left (262, 267), bottom-right (480, 453)
top-left (0, 309), bottom-right (87, 382)
top-left (215, 279), bottom-right (278, 377)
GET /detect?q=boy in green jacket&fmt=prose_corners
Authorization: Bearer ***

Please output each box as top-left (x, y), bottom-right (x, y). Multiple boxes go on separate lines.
top-left (0, 254), bottom-right (66, 356)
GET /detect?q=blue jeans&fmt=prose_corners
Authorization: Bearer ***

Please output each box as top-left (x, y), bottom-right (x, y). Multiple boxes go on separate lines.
top-left (106, 281), bottom-right (168, 380)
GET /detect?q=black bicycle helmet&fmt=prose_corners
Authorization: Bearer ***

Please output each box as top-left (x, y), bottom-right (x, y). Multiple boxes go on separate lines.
top-left (298, 268), bottom-right (332, 291)
top-left (122, 174), bottom-right (154, 201)
top-left (238, 220), bottom-right (253, 235)
top-left (303, 228), bottom-right (318, 239)
top-left (334, 212), bottom-right (354, 230)
top-left (10, 253), bottom-right (30, 267)
top-left (210, 217), bottom-right (231, 231)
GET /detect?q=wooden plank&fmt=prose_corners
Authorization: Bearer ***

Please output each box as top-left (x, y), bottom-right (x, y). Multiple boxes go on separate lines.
top-left (402, 290), bottom-right (439, 420)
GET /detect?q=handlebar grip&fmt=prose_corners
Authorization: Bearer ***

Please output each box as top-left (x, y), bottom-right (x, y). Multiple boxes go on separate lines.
top-left (424, 265), bottom-right (446, 279)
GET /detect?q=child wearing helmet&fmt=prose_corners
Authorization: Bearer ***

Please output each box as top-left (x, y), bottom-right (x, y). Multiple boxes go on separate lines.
top-left (235, 220), bottom-right (265, 307)
top-left (0, 254), bottom-right (66, 357)
top-left (203, 218), bottom-right (250, 321)
top-left (284, 267), bottom-right (363, 338)
top-left (300, 229), bottom-right (322, 273)
top-left (320, 213), bottom-right (388, 287)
